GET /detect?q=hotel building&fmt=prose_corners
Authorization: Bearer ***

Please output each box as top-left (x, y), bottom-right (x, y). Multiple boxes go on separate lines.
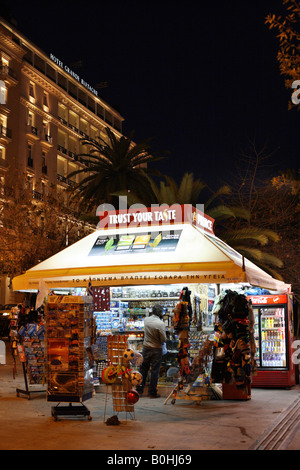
top-left (0, 16), bottom-right (125, 304)
top-left (0, 16), bottom-right (124, 203)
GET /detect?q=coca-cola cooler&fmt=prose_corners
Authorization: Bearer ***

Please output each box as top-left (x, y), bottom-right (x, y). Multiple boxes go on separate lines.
top-left (247, 294), bottom-right (295, 388)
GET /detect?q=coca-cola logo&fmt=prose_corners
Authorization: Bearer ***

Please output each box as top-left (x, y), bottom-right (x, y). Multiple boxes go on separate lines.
top-left (250, 295), bottom-right (286, 305)
top-left (251, 297), bottom-right (268, 304)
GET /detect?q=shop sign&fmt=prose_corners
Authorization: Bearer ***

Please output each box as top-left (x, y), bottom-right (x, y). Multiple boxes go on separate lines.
top-left (26, 271), bottom-right (241, 289)
top-left (73, 272), bottom-right (228, 285)
top-left (50, 53), bottom-right (98, 97)
top-left (250, 295), bottom-right (287, 305)
top-left (96, 204), bottom-right (215, 234)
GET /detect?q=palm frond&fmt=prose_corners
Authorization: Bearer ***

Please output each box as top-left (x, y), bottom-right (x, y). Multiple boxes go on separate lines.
top-left (223, 227), bottom-right (280, 246)
top-left (205, 185), bottom-right (231, 208)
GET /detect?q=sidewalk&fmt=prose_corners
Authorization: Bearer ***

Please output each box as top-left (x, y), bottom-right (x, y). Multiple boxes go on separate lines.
top-left (0, 344), bottom-right (300, 451)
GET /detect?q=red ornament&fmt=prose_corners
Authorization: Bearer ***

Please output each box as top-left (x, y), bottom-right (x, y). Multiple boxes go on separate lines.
top-left (126, 389), bottom-right (139, 404)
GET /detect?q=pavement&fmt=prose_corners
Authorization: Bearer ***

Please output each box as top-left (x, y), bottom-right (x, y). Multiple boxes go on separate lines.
top-left (1, 340), bottom-right (300, 453)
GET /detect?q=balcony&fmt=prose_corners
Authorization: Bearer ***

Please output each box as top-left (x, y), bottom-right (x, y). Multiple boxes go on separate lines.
top-left (0, 124), bottom-right (12, 143)
top-left (79, 156), bottom-right (92, 167)
top-left (41, 133), bottom-right (53, 148)
top-left (0, 157), bottom-right (7, 169)
top-left (68, 123), bottom-right (79, 133)
top-left (26, 124), bottom-right (40, 141)
top-left (68, 150), bottom-right (78, 161)
top-left (0, 64), bottom-right (18, 86)
top-left (58, 116), bottom-right (67, 126)
top-left (57, 174), bottom-right (77, 188)
top-left (79, 130), bottom-right (89, 139)
top-left (68, 179), bottom-right (77, 188)
top-left (32, 189), bottom-right (44, 201)
top-left (57, 144), bottom-right (67, 155)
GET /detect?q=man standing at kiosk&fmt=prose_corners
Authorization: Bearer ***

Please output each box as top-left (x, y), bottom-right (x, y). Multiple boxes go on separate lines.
top-left (137, 304), bottom-right (166, 398)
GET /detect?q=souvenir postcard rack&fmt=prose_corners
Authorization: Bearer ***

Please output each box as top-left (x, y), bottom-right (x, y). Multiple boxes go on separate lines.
top-left (16, 322), bottom-right (46, 399)
top-left (45, 296), bottom-right (94, 420)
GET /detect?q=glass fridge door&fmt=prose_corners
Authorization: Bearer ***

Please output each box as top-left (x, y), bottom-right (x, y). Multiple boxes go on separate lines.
top-left (253, 307), bottom-right (261, 367)
top-left (260, 307), bottom-right (287, 368)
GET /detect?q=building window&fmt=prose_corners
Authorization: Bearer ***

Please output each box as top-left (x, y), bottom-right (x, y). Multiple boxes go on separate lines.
top-left (43, 92), bottom-right (49, 111)
top-left (68, 82), bottom-right (77, 99)
top-left (26, 175), bottom-right (34, 191)
top-left (96, 103), bottom-right (104, 119)
top-left (87, 97), bottom-right (95, 113)
top-left (57, 156), bottom-right (66, 178)
top-left (68, 136), bottom-right (78, 156)
top-left (43, 120), bottom-right (49, 137)
top-left (106, 111), bottom-right (113, 126)
top-left (0, 81), bottom-right (7, 105)
top-left (42, 151), bottom-right (47, 175)
top-left (57, 129), bottom-right (67, 153)
top-left (46, 63), bottom-right (56, 82)
top-left (57, 73), bottom-right (67, 91)
top-left (29, 82), bottom-right (35, 103)
top-left (28, 111), bottom-right (34, 126)
top-left (23, 46), bottom-right (33, 65)
top-left (79, 118), bottom-right (88, 136)
top-left (78, 89), bottom-right (86, 106)
top-left (0, 175), bottom-right (4, 195)
top-left (114, 118), bottom-right (122, 132)
top-left (34, 55), bottom-right (45, 74)
top-left (90, 125), bottom-right (98, 141)
top-left (27, 144), bottom-right (33, 167)
top-left (1, 56), bottom-right (9, 71)
top-left (41, 181), bottom-right (47, 197)
top-left (0, 145), bottom-right (5, 160)
top-left (58, 103), bottom-right (67, 124)
top-left (69, 111), bottom-right (79, 131)
top-left (27, 111), bottom-right (38, 136)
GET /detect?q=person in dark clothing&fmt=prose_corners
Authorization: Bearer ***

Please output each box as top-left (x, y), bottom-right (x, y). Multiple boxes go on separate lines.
top-left (137, 303), bottom-right (166, 398)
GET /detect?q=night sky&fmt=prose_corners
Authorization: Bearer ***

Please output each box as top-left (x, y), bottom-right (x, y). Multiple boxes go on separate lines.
top-left (4, 0), bottom-right (300, 190)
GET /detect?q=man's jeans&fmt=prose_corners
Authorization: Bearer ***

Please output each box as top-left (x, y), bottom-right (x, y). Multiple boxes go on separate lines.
top-left (137, 347), bottom-right (162, 396)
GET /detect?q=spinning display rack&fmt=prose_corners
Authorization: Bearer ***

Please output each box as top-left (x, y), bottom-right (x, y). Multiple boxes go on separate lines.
top-left (45, 295), bottom-right (94, 420)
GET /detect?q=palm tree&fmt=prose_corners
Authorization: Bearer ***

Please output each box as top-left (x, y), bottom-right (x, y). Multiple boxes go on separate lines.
top-left (216, 220), bottom-right (284, 280)
top-left (67, 127), bottom-right (164, 211)
top-left (148, 172), bottom-right (208, 205)
top-left (146, 172), bottom-right (284, 279)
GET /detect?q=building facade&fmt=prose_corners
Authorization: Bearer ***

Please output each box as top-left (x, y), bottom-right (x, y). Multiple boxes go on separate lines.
top-left (0, 17), bottom-right (125, 304)
top-left (0, 16), bottom-right (124, 204)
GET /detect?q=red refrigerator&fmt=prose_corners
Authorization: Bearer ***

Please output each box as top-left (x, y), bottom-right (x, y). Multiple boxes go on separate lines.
top-left (247, 294), bottom-right (295, 388)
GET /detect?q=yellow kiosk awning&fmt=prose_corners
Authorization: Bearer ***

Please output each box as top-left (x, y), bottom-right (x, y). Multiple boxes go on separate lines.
top-left (12, 220), bottom-right (290, 293)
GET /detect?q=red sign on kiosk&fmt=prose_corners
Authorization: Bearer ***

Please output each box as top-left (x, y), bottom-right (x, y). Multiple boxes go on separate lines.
top-left (249, 295), bottom-right (287, 305)
top-left (96, 204), bottom-right (215, 234)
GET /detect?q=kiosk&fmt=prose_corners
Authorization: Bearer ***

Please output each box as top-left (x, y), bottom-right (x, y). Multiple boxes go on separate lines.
top-left (12, 205), bottom-right (292, 401)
